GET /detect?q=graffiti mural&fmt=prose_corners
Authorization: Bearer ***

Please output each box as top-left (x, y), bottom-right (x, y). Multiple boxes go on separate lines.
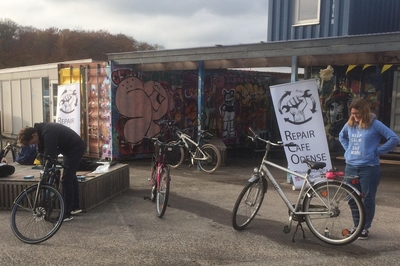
top-left (220, 89), bottom-right (236, 139)
top-left (114, 76), bottom-right (169, 156)
top-left (111, 67), bottom-right (273, 158)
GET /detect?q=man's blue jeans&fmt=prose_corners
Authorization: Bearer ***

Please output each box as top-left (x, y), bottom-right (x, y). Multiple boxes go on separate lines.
top-left (345, 164), bottom-right (381, 230)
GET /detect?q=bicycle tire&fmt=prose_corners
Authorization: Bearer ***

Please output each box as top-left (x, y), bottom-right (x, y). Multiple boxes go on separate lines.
top-left (196, 143), bottom-right (221, 174)
top-left (232, 178), bottom-right (266, 230)
top-left (167, 141), bottom-right (185, 169)
top-left (150, 163), bottom-right (157, 202)
top-left (11, 184), bottom-right (64, 244)
top-left (302, 181), bottom-right (365, 245)
top-left (156, 166), bottom-right (170, 218)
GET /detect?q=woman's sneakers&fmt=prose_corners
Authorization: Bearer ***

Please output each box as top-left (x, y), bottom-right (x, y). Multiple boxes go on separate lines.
top-left (358, 229), bottom-right (369, 240)
top-left (346, 227), bottom-right (369, 240)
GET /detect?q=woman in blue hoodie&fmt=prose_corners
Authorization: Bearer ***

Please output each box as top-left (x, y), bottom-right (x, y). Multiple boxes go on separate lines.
top-left (339, 97), bottom-right (400, 240)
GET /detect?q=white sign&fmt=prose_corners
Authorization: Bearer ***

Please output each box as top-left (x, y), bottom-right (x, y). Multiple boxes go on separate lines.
top-left (270, 79), bottom-right (332, 188)
top-left (56, 83), bottom-right (81, 135)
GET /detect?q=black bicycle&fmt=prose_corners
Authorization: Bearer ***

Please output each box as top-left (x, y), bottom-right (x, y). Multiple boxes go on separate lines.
top-left (2, 137), bottom-right (19, 162)
top-left (10, 154), bottom-right (65, 244)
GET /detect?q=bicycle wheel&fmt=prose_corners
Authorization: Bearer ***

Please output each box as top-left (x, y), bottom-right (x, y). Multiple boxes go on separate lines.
top-left (167, 141), bottom-right (185, 169)
top-left (156, 166), bottom-right (170, 218)
top-left (302, 181), bottom-right (365, 245)
top-left (232, 178), bottom-right (266, 230)
top-left (196, 143), bottom-right (221, 174)
top-left (150, 163), bottom-right (157, 202)
top-left (11, 184), bottom-right (65, 244)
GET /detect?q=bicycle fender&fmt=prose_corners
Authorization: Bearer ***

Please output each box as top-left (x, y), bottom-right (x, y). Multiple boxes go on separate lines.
top-left (248, 173), bottom-right (261, 183)
top-left (248, 173), bottom-right (268, 193)
top-left (310, 179), bottom-right (362, 196)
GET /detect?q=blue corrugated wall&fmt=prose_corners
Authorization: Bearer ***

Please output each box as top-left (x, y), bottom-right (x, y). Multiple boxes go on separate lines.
top-left (267, 0), bottom-right (400, 42)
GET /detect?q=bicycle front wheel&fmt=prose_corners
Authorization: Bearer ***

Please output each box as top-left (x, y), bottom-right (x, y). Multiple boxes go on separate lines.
top-left (232, 178), bottom-right (266, 230)
top-left (11, 184), bottom-right (64, 244)
top-left (303, 181), bottom-right (365, 245)
top-left (196, 144), bottom-right (221, 174)
top-left (156, 166), bottom-right (170, 218)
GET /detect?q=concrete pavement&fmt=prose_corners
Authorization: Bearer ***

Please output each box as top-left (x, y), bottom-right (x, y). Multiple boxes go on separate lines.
top-left (0, 154), bottom-right (400, 265)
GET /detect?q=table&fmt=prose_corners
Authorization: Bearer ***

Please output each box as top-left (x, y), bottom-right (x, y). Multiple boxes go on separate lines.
top-left (0, 163), bottom-right (130, 211)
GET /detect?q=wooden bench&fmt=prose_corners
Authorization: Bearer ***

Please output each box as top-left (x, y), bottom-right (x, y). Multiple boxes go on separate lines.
top-left (206, 138), bottom-right (227, 165)
top-left (0, 163), bottom-right (130, 211)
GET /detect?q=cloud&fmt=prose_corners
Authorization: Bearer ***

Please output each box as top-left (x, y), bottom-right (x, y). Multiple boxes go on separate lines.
top-left (2, 0), bottom-right (268, 49)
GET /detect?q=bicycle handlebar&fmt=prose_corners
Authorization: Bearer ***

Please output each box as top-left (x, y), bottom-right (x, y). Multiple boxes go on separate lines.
top-left (36, 153), bottom-right (64, 168)
top-left (248, 127), bottom-right (297, 148)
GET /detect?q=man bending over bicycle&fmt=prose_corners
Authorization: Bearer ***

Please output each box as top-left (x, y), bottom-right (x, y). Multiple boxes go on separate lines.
top-left (18, 122), bottom-right (85, 221)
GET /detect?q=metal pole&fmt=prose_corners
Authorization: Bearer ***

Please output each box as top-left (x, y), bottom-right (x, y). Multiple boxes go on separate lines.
top-left (291, 56), bottom-right (298, 82)
top-left (197, 60), bottom-right (204, 143)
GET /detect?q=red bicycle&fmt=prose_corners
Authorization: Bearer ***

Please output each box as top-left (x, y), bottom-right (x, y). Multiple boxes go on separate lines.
top-left (148, 137), bottom-right (182, 218)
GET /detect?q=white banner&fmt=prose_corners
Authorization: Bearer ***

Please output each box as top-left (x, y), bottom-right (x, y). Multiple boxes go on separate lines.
top-left (270, 79), bottom-right (331, 188)
top-left (56, 83), bottom-right (81, 135)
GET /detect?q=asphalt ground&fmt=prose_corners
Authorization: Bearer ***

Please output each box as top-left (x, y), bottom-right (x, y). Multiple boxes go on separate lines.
top-left (1, 149), bottom-right (400, 265)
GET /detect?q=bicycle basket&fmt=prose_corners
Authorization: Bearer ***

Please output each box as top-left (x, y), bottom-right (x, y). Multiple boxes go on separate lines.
top-left (161, 145), bottom-right (181, 165)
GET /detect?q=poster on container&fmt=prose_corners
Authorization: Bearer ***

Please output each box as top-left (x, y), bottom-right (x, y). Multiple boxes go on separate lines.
top-left (270, 79), bottom-right (331, 189)
top-left (56, 83), bottom-right (81, 135)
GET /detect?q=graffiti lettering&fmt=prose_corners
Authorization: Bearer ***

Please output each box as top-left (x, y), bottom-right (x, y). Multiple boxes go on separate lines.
top-left (374, 53), bottom-right (400, 63)
top-left (111, 69), bottom-right (136, 85)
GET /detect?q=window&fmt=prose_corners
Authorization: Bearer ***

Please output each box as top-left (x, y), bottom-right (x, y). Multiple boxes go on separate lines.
top-left (293, 0), bottom-right (320, 26)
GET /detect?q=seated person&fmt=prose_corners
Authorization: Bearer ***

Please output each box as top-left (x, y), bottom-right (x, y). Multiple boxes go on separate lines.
top-left (0, 150), bottom-right (15, 177)
top-left (16, 144), bottom-right (37, 165)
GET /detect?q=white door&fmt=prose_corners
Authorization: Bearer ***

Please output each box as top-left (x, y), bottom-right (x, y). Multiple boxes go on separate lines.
top-left (43, 80), bottom-right (58, 122)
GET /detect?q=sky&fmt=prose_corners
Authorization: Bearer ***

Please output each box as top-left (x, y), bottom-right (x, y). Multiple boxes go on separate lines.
top-left (2, 0), bottom-right (269, 50)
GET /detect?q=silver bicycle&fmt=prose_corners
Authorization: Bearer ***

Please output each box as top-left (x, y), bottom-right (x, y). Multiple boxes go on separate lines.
top-left (232, 127), bottom-right (366, 245)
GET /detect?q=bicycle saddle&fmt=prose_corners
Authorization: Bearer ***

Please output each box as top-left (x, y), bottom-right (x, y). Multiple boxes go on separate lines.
top-left (302, 159), bottom-right (326, 170)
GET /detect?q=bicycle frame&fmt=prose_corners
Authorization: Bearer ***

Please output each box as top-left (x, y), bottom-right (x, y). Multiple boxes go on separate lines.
top-left (154, 161), bottom-right (163, 191)
top-left (175, 130), bottom-right (209, 163)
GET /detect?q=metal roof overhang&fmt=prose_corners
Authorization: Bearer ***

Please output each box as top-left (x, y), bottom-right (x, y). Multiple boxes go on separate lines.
top-left (107, 32), bottom-right (400, 71)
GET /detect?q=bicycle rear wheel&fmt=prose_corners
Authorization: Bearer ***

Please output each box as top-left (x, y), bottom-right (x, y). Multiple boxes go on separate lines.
top-left (167, 141), bottom-right (185, 169)
top-left (11, 184), bottom-right (64, 244)
top-left (196, 144), bottom-right (221, 174)
top-left (232, 178), bottom-right (266, 230)
top-left (156, 166), bottom-right (170, 218)
top-left (302, 181), bottom-right (365, 245)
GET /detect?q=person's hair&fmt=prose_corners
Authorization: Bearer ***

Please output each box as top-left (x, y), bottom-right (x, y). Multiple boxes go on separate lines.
top-left (347, 97), bottom-right (372, 129)
top-left (18, 127), bottom-right (37, 145)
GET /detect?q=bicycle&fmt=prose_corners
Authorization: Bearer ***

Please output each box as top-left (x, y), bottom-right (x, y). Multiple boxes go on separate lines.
top-left (1, 137), bottom-right (20, 162)
top-left (147, 137), bottom-right (182, 218)
top-left (10, 153), bottom-right (65, 244)
top-left (167, 122), bottom-right (221, 174)
top-left (232, 128), bottom-right (366, 245)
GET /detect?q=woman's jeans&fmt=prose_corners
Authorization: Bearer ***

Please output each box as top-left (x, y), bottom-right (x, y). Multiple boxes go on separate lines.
top-left (345, 164), bottom-right (381, 230)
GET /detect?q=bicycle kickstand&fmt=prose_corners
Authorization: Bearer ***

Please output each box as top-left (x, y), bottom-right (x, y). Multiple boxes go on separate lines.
top-left (292, 222), bottom-right (306, 242)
